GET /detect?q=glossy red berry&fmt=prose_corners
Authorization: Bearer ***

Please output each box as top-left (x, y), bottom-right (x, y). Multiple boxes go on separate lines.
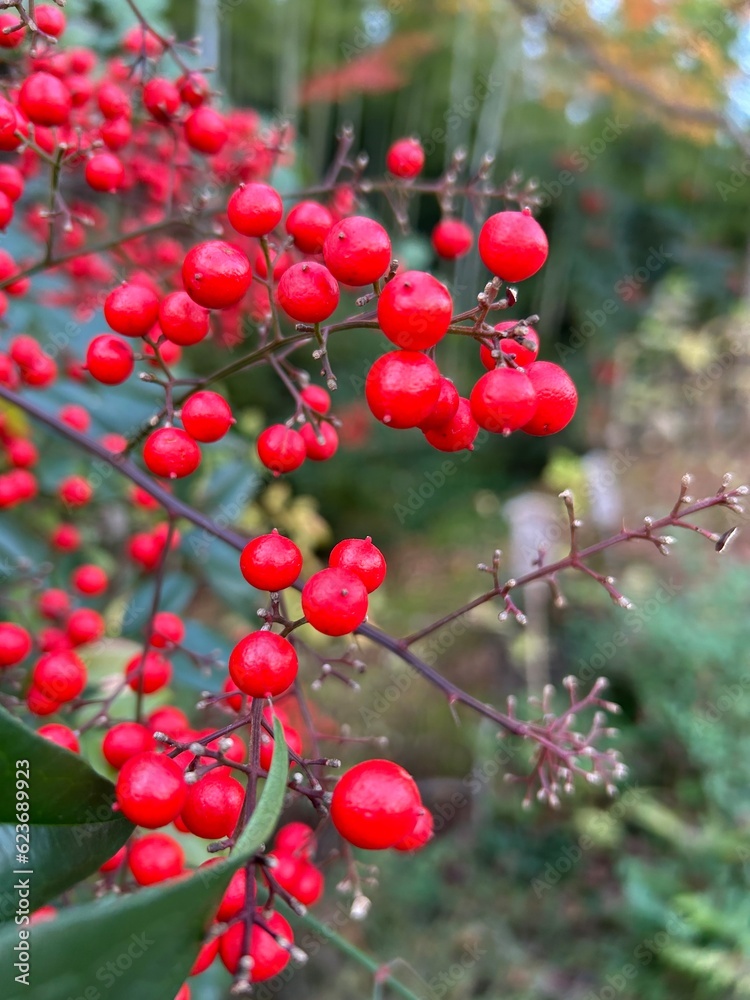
top-left (66, 608), bottom-right (105, 646)
top-left (58, 475), bottom-right (92, 507)
top-left (105, 283), bottom-right (160, 338)
top-left (386, 137), bottom-right (425, 178)
top-left (38, 588), bottom-right (70, 620)
top-left (182, 241), bottom-right (251, 309)
top-left (329, 537), bottom-right (386, 593)
top-left (219, 909), bottom-right (293, 979)
top-left (478, 209), bottom-right (548, 283)
top-left (158, 291), bottom-right (210, 346)
top-left (181, 773), bottom-right (244, 839)
top-left (150, 611), bottom-right (185, 649)
top-left (32, 650), bottom-right (87, 702)
top-left (277, 262), bottom-right (340, 323)
top-left (8, 438), bottom-right (38, 469)
top-left (146, 705), bottom-right (189, 737)
top-left (274, 821), bottom-right (316, 860)
top-left (37, 723), bottom-right (80, 754)
top-left (300, 385), bottom-right (331, 415)
top-left (0, 164), bottom-right (24, 201)
top-left (125, 651), bottom-right (172, 693)
top-left (97, 82), bottom-right (131, 119)
top-left (180, 391), bottom-right (233, 442)
top-left (19, 72), bottom-right (71, 126)
top-left (99, 847), bottom-right (127, 874)
top-left (365, 351), bottom-right (440, 428)
top-left (227, 182), bottom-right (283, 237)
top-left (521, 361), bottom-right (578, 436)
top-left (128, 833), bottom-right (184, 885)
top-left (256, 424), bottom-right (306, 475)
top-left (480, 321), bottom-right (540, 370)
top-left (423, 396), bottom-right (479, 452)
top-left (71, 564), bottom-right (108, 595)
top-left (470, 367), bottom-right (538, 434)
top-left (239, 530), bottom-right (303, 592)
top-left (142, 78), bottom-right (180, 122)
top-left (102, 722), bottom-right (154, 769)
top-left (144, 427), bottom-right (201, 479)
top-left (331, 759), bottom-right (422, 850)
top-left (323, 216), bottom-right (391, 286)
top-left (59, 404), bottom-right (90, 433)
top-left (228, 631), bottom-right (298, 697)
top-left (377, 270), bottom-right (452, 350)
top-left (115, 751), bottom-right (187, 828)
top-left (285, 200), bottom-right (334, 254)
top-left (216, 868), bottom-right (248, 921)
top-left (300, 420), bottom-right (338, 461)
top-left (26, 685), bottom-right (60, 716)
top-left (393, 807), bottom-right (434, 851)
top-left (51, 525), bottom-right (79, 551)
top-left (86, 334), bottom-right (134, 384)
top-left (431, 218), bottom-right (473, 259)
top-left (301, 567), bottom-right (368, 636)
top-left (267, 852), bottom-right (324, 905)
top-left (417, 376), bottom-right (460, 431)
top-left (177, 72), bottom-right (210, 108)
top-left (184, 106), bottom-right (228, 154)
top-left (0, 622), bottom-right (31, 666)
top-left (35, 4), bottom-right (66, 36)
top-left (85, 153), bottom-right (124, 193)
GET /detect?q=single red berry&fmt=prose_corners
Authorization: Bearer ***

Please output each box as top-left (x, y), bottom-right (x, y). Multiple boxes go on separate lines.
top-left (184, 106), bottom-right (228, 154)
top-left (417, 376), bottom-right (460, 432)
top-left (0, 164), bottom-right (24, 201)
top-left (189, 936), bottom-right (219, 977)
top-left (115, 751), bottom-right (187, 828)
top-left (393, 807), bottom-right (434, 851)
top-left (277, 262), bottom-right (340, 324)
top-left (85, 153), bottom-right (124, 193)
top-left (66, 608), bottom-right (105, 646)
top-left (122, 24), bottom-right (164, 57)
top-left (180, 391), bottom-right (234, 443)
top-left (101, 434), bottom-right (128, 454)
top-left (181, 773), bottom-right (244, 840)
top-left (19, 72), bottom-right (71, 126)
top-left (86, 334), bottom-right (134, 384)
top-left (0, 622), bottom-right (31, 666)
top-left (239, 530), bottom-right (303, 592)
top-left (365, 351), bottom-right (440, 428)
top-left (102, 721), bottom-right (153, 769)
top-left (227, 182), bottom-right (283, 237)
top-left (32, 650), bottom-right (87, 702)
top-left (38, 588), bottom-right (70, 620)
top-left (328, 537), bottom-right (386, 593)
top-left (177, 72), bottom-right (210, 108)
top-left (521, 361), bottom-right (578, 436)
top-left (423, 397), bottom-right (479, 452)
top-left (301, 567), bottom-right (368, 637)
top-left (158, 291), bottom-right (210, 346)
top-left (470, 367), bottom-right (538, 434)
top-left (274, 821), bottom-right (316, 860)
top-left (104, 283), bottom-right (160, 338)
top-left (35, 4), bottom-right (66, 36)
top-left (97, 82), bottom-right (131, 119)
top-left (100, 117), bottom-right (132, 151)
top-left (128, 833), bottom-right (184, 885)
top-left (150, 611), bottom-right (185, 649)
top-left (8, 438), bottom-right (38, 469)
top-left (323, 216), bottom-right (391, 286)
top-left (58, 475), bottom-right (92, 507)
top-left (267, 852), bottom-right (324, 906)
top-left (125, 651), bottom-right (172, 694)
top-left (143, 427), bottom-right (201, 479)
top-left (182, 241), bottom-right (251, 309)
top-left (0, 191), bottom-right (13, 231)
top-left (478, 209), bottom-right (548, 283)
top-left (37, 627), bottom-right (72, 654)
top-left (228, 631), bottom-right (298, 698)
top-left (285, 200), bottom-right (334, 254)
top-left (331, 759), bottom-right (422, 850)
top-left (259, 722), bottom-right (302, 772)
top-left (26, 685), bottom-right (60, 716)
top-left (59, 404), bottom-right (90, 433)
top-left (219, 909), bottom-right (293, 979)
top-left (377, 270), bottom-right (452, 350)
top-left (99, 847), bottom-right (127, 873)
top-left (216, 868), bottom-right (247, 921)
top-left (386, 137), bottom-right (425, 179)
top-left (146, 705), bottom-right (189, 737)
top-left (37, 723), bottom-right (80, 754)
top-left (0, 12), bottom-right (25, 47)
top-left (300, 385), bottom-right (331, 415)
top-left (431, 218), bottom-right (473, 259)
top-left (480, 322), bottom-right (540, 370)
top-left (71, 564), bottom-right (108, 595)
top-left (142, 77), bottom-right (180, 122)
top-left (256, 424), bottom-right (306, 475)
top-left (299, 420), bottom-right (338, 461)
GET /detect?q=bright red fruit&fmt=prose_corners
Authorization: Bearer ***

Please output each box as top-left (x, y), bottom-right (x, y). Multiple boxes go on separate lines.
top-left (181, 391), bottom-right (233, 442)
top-left (256, 424), bottom-right (306, 475)
top-left (365, 351), bottom-right (440, 428)
top-left (267, 852), bottom-right (324, 905)
top-left (147, 705), bottom-right (189, 737)
top-left (35, 5), bottom-right (66, 36)
top-left (59, 475), bottom-right (92, 507)
top-left (66, 608), bottom-right (105, 646)
top-left (521, 361), bottom-right (578, 436)
top-left (59, 404), bottom-right (90, 433)
top-left (32, 650), bottom-right (87, 702)
top-left (301, 567), bottom-right (368, 636)
top-left (150, 611), bottom-right (185, 648)
top-left (85, 153), bottom-right (124, 193)
top-left (115, 751), bottom-right (187, 828)
top-left (328, 537), bottom-right (386, 593)
top-left (417, 376), bottom-right (460, 432)
top-left (259, 722), bottom-right (301, 772)
top-left (239, 530), bottom-right (303, 592)
top-left (125, 651), bottom-right (172, 693)
top-left (102, 722), bottom-right (154, 769)
top-left (431, 218), bottom-right (473, 259)
top-left (423, 397), bottom-right (478, 452)
top-left (128, 833), bottom-right (184, 885)
top-left (394, 807), bottom-right (434, 851)
top-left (0, 164), bottom-right (23, 201)
top-left (38, 724), bottom-right (80, 754)
top-left (0, 622), bottom-right (31, 666)
top-left (478, 209), bottom-right (548, 283)
top-left (144, 427), bottom-right (201, 479)
top-left (274, 821), bottom-right (316, 859)
top-left (386, 137), bottom-right (425, 178)
top-left (19, 72), bottom-right (70, 126)
top-left (277, 262), bottom-right (340, 323)
top-left (50, 524), bottom-right (77, 550)
top-left (470, 368), bottom-right (538, 434)
top-left (86, 334), bottom-right (134, 384)
top-left (228, 631), bottom-right (298, 698)
top-left (181, 773), bottom-right (244, 839)
top-left (300, 385), bottom-right (330, 415)
top-left (323, 216), bottom-right (391, 286)
top-left (285, 200), bottom-right (334, 254)
top-left (178, 72), bottom-right (210, 107)
top-left (377, 270), bottom-right (452, 350)
top-left (184, 106), bottom-right (228, 154)
top-left (97, 83), bottom-right (131, 119)
top-left (299, 420), bottom-right (338, 461)
top-left (331, 759), bottom-right (422, 850)
top-left (71, 564), bottom-right (108, 595)
top-left (158, 291), bottom-right (210, 346)
top-left (142, 78), bottom-right (180, 122)
top-left (227, 182), bottom-right (283, 237)
top-left (182, 241), bottom-right (251, 309)
top-left (219, 909), bottom-right (293, 980)
top-left (480, 322), bottom-right (540, 370)
top-left (105, 283), bottom-right (160, 338)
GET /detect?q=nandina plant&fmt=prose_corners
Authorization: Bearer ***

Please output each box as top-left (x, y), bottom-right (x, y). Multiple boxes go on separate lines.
top-left (0, 5), bottom-right (745, 1000)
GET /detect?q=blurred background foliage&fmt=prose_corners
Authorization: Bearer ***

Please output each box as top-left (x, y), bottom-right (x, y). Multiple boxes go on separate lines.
top-left (6, 0), bottom-right (750, 996)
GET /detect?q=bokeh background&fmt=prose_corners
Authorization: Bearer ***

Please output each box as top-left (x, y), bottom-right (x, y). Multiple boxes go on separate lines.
top-left (11, 0), bottom-right (750, 997)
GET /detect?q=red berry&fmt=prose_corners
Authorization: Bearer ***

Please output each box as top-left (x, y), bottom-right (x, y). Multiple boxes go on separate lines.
top-left (180, 391), bottom-right (233, 442)
top-left (125, 651), bottom-right (172, 693)
top-left (50, 522), bottom-right (78, 549)
top-left (59, 475), bottom-right (92, 507)
top-left (386, 137), bottom-right (425, 179)
top-left (256, 424), bottom-right (306, 475)
top-left (128, 833), bottom-right (184, 885)
top-left (150, 611), bottom-right (185, 649)
top-left (102, 721), bottom-right (154, 769)
top-left (365, 351), bottom-right (440, 428)
top-left (85, 153), bottom-right (124, 193)
top-left (26, 685), bottom-right (60, 716)
top-left (99, 847), bottom-right (127, 873)
top-left (19, 72), bottom-right (71, 126)
top-left (228, 631), bottom-right (298, 698)
top-left (97, 82), bottom-right (131, 119)
top-left (377, 270), bottom-right (452, 350)
top-left (323, 216), bottom-right (391, 286)
top-left (470, 367), bottom-right (537, 434)
top-left (177, 72), bottom-right (210, 108)
top-left (480, 322), bottom-right (540, 370)
top-left (423, 397), bottom-right (479, 452)
top-left (259, 722), bottom-right (301, 772)
top-left (0, 622), bottom-right (31, 666)
top-left (143, 427), bottom-right (201, 479)
top-left (0, 191), bottom-right (13, 231)
top-left (227, 182), bottom-right (283, 237)
top-left (299, 420), bottom-right (338, 461)
top-left (181, 773), bottom-right (244, 840)
top-left (301, 567), bottom-right (368, 637)
top-left (216, 868), bottom-right (247, 921)
top-left (37, 723), bottom-right (79, 754)
top-left (104, 283), bottom-right (160, 338)
top-left (86, 334), bottom-right (134, 384)
top-left (35, 5), bottom-right (66, 36)
top-left (219, 909), bottom-right (293, 980)
top-left (8, 438), bottom-right (38, 469)
top-left (100, 115), bottom-right (131, 151)
top-left (328, 537), bottom-right (386, 593)
top-left (158, 291), bottom-right (210, 346)
top-left (417, 376), bottom-right (460, 431)
top-left (184, 106), bottom-right (228, 154)
top-left (277, 262), bottom-right (340, 324)
top-left (393, 807), bottom-right (434, 851)
top-left (0, 13), bottom-right (25, 48)
top-left (285, 200), bottom-right (334, 254)
top-left (38, 588), bottom-right (70, 620)
top-left (189, 937), bottom-right (219, 977)
top-left (239, 530), bottom-right (302, 592)
top-left (431, 218), bottom-right (473, 259)
top-left (32, 650), bottom-right (87, 702)
top-left (267, 852), bottom-right (324, 905)
top-left (331, 759), bottom-right (422, 850)
top-left (274, 821), bottom-right (316, 860)
top-left (66, 608), bottom-right (105, 646)
top-left (59, 404), bottom-right (90, 433)
top-left (115, 751), bottom-right (186, 828)
top-left (478, 209), bottom-right (548, 282)
top-left (71, 564), bottom-right (108, 595)
top-left (182, 241), bottom-right (251, 309)
top-left (300, 385), bottom-right (330, 415)
top-left (122, 24), bottom-right (164, 57)
top-left (146, 705), bottom-right (189, 737)
top-left (142, 78), bottom-right (180, 122)
top-left (0, 164), bottom-right (24, 201)
top-left (521, 361), bottom-right (578, 436)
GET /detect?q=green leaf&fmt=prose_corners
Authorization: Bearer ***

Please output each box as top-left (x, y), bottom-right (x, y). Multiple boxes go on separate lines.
top-left (0, 706), bottom-right (134, 921)
top-left (0, 718), bottom-right (288, 1000)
